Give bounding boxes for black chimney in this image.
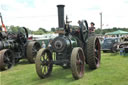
[57,5,65,28]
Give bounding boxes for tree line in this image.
[51,27,128,35]
[1,25,128,35]
[95,27,128,34]
[1,25,50,35]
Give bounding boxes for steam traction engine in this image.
[35,5,101,79]
[0,14,41,71]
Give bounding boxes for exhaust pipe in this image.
[57,5,65,28]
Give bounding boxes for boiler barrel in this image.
[0,40,18,50]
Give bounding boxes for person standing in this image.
[89,22,95,33]
[48,39,53,47]
[42,41,46,48]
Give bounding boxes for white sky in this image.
[0,0,128,31]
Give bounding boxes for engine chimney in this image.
[57,5,65,28]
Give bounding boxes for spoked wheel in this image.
[0,49,14,70]
[27,41,41,63]
[71,47,85,80]
[35,48,53,79]
[87,36,101,69]
[111,44,118,53]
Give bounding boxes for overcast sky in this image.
[0,0,128,31]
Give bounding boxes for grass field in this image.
[0,52,128,85]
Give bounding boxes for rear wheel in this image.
[0,49,14,70]
[86,36,101,69]
[35,48,53,79]
[27,41,41,63]
[71,47,85,80]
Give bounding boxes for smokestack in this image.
[57,5,65,28]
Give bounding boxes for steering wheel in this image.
[79,20,89,43]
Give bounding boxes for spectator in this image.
[48,39,52,47]
[89,22,95,33]
[42,41,46,48]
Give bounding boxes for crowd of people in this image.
[41,39,52,48]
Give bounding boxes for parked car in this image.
[102,37,120,53]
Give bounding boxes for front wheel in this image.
[0,49,14,70]
[35,48,53,79]
[71,47,85,80]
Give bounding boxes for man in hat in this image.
[89,22,95,33]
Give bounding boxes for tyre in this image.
[26,41,41,63]
[0,49,14,70]
[35,48,53,79]
[111,44,118,53]
[71,47,85,80]
[86,36,101,69]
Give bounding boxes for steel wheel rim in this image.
[40,51,51,76]
[32,43,41,61]
[76,50,84,76]
[71,47,85,79]
[35,48,53,78]
[0,49,14,70]
[95,39,101,67]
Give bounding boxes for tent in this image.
[105,30,128,35]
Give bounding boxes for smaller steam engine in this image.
[0,17,41,71]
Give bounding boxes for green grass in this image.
[1,52,128,85]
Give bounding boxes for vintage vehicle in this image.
[0,13,41,71]
[35,5,101,80]
[119,38,128,56]
[102,37,120,53]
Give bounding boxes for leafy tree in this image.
[32,27,49,35]
[39,28,47,33]
[95,27,128,35]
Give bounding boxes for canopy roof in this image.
[105,30,128,35]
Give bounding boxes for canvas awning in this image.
[105,30,128,35]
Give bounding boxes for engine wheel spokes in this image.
[32,43,41,60]
[27,41,41,63]
[35,48,53,79]
[71,47,85,80]
[0,49,14,70]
